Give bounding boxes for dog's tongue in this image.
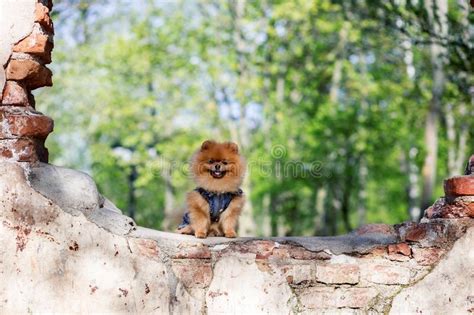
[211,170,224,178]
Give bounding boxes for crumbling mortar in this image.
[286,284,302,314]
[226,239,336,258]
[152,241,182,314]
[125,238,133,254]
[201,289,209,315]
[10,52,45,64]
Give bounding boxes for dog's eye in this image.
[222,161,228,165]
[208,159,214,164]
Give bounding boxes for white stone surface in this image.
[206,255,297,314]
[390,227,474,314]
[28,162,101,216]
[88,207,135,236]
[102,196,123,214]
[0,162,172,313]
[27,162,137,234]
[0,0,36,94]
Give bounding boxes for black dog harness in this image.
[178,187,243,229]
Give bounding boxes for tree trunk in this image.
[327,190,340,235]
[313,186,326,235]
[420,0,448,214]
[161,165,176,231]
[329,22,349,104]
[261,77,277,236]
[356,51,369,227]
[269,192,279,236]
[357,158,368,226]
[319,21,349,235]
[446,103,469,177]
[404,147,422,221]
[340,153,353,233]
[127,164,138,220]
[261,193,272,237]
[238,169,256,236]
[218,0,257,236]
[455,104,469,173]
[401,36,421,220]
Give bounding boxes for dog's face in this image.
[191,140,246,192]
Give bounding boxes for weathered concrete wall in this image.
[1,161,473,314]
[391,227,474,314]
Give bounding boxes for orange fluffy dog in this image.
[177,140,246,238]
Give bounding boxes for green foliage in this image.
[37,0,473,236]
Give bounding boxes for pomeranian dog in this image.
[177,140,246,238]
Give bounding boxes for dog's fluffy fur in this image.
[177,140,246,238]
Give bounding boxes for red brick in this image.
[0,138,48,162]
[387,252,411,262]
[172,260,213,288]
[174,243,211,259]
[298,287,378,309]
[369,246,388,256]
[226,240,276,259]
[13,32,53,64]
[0,146,13,158]
[404,224,427,242]
[412,247,445,266]
[230,241,331,260]
[5,114,54,139]
[35,3,54,33]
[388,243,411,256]
[271,248,291,259]
[362,263,411,285]
[6,59,52,90]
[425,197,474,219]
[280,263,316,284]
[398,222,447,245]
[444,176,474,197]
[1,81,29,106]
[133,239,159,258]
[284,245,331,260]
[316,264,359,284]
[298,287,335,309]
[396,221,449,247]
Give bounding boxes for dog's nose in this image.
[215,164,221,170]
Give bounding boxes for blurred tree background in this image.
[36,0,473,236]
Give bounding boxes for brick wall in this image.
[0,0,54,163]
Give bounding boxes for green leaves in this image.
[38,0,473,235]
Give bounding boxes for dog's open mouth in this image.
[210,170,226,179]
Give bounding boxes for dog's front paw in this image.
[195,231,207,238]
[224,230,237,238]
[177,225,193,235]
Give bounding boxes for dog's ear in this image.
[226,142,239,154]
[201,140,215,151]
